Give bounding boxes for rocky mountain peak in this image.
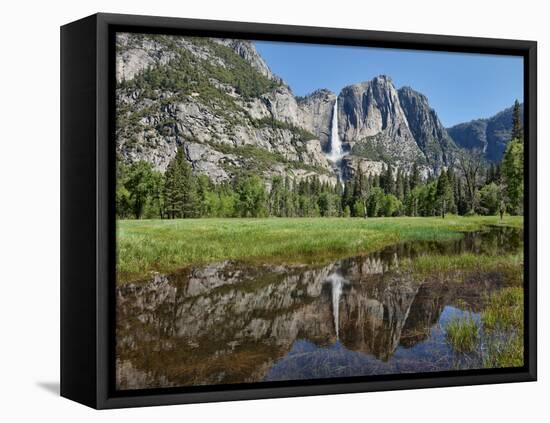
[297,88,335,102]
[338,76,423,166]
[213,38,282,83]
[397,86,456,166]
[398,86,428,103]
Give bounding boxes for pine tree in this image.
[396,167,404,201]
[436,170,453,218]
[180,156,197,218]
[502,138,524,215]
[351,167,365,216]
[269,176,283,216]
[500,99,524,215]
[163,152,182,218]
[403,173,411,208]
[334,180,343,216]
[511,99,523,142]
[163,148,197,218]
[410,162,421,190]
[383,163,395,195]
[342,181,353,212]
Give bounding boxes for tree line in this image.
[116,101,524,220]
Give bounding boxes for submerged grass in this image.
[445,314,479,353]
[116,215,522,283]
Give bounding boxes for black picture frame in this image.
[60,12,537,409]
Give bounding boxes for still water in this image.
[116,227,522,390]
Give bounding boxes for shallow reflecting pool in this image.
[116,226,523,390]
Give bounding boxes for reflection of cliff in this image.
[117,263,337,389]
[117,255,426,389]
[399,285,448,348]
[116,228,521,390]
[338,273,419,361]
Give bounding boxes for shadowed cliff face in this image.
[116,227,522,390]
[447,103,524,162]
[398,86,457,167]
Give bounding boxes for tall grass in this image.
[412,253,523,281]
[482,287,524,368]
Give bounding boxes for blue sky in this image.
[254,41,523,127]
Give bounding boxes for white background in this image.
[0,0,546,421]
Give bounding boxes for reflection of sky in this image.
[254,41,523,127]
[264,306,478,381]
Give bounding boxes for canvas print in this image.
[114,33,525,391]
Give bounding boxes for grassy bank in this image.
[412,252,524,282]
[481,287,524,368]
[116,215,522,283]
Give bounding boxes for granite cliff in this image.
[116,33,516,184]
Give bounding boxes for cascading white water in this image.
[327,98,346,182]
[327,273,345,339]
[328,98,344,162]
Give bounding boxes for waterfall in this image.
[327,98,346,182]
[328,98,344,161]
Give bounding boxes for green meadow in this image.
[116,215,522,283]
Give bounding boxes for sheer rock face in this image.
[447,103,524,162]
[336,76,459,176]
[297,89,337,152]
[397,86,456,167]
[338,77,424,164]
[261,85,302,127]
[332,76,418,177]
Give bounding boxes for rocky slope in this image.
[337,76,455,177]
[116,33,336,184]
[116,33,498,185]
[447,103,524,162]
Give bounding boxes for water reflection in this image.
[116,226,522,390]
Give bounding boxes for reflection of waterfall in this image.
[327,272,346,338]
[327,98,346,182]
